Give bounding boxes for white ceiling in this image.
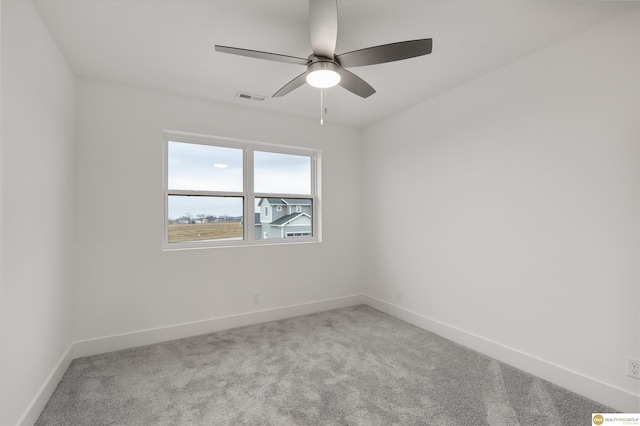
[33,0,638,128]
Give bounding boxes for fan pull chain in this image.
[320,88,329,126]
[320,88,325,126]
[324,89,328,118]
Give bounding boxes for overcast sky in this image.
[167,141,311,220]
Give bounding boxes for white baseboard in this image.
[74,294,366,359]
[363,295,640,413]
[18,343,74,426]
[20,296,364,425]
[22,294,638,426]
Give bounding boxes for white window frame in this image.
[162,130,321,250]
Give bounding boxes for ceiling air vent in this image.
[236,92,267,102]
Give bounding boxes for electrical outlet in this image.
[626,356,640,380]
[252,292,260,304]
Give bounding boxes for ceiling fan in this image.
[215,0,432,99]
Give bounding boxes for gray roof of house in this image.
[262,198,312,206]
[265,198,286,205]
[282,198,311,206]
[270,212,309,226]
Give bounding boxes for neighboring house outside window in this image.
[255,198,313,239]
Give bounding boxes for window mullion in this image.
[245,146,254,242]
[167,189,245,197]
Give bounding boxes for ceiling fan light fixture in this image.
[306,61,341,88]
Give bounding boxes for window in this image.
[164,131,320,249]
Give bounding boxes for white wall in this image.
[73,78,363,343]
[362,9,639,412]
[0,1,76,425]
[4,1,637,422]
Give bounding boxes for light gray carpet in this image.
[36,305,615,425]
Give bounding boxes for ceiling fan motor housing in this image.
[307,56,340,71]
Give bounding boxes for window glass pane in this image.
[254,197,312,240]
[254,151,311,195]
[168,141,242,192]
[168,195,243,243]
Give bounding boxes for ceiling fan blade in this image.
[336,39,432,68]
[338,69,375,98]
[273,71,309,97]
[215,45,309,66]
[309,0,338,58]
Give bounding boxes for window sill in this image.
[161,237,321,251]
